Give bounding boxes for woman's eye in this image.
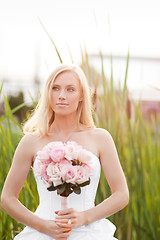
[52,86,75,91]
[68,88,74,91]
[52,87,59,90]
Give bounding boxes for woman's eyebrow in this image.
[52,84,76,87]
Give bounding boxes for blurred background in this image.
[0,0,160,239]
[0,0,160,102]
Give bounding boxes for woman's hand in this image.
[55,208,87,229]
[40,219,72,240]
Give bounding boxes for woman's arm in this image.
[1,134,72,239]
[1,134,44,230]
[84,128,129,224]
[55,128,129,227]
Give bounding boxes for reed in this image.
[0,43,160,240]
[80,51,160,240]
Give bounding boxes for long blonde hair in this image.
[23,64,96,136]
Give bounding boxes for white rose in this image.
[77,149,92,164]
[47,163,62,187]
[64,143,82,160]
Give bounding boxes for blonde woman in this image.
[1,64,129,240]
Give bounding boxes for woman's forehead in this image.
[53,70,80,85]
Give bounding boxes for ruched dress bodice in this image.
[14,148,117,240]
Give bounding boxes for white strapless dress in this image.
[14,150,118,240]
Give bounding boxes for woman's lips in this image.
[56,103,69,106]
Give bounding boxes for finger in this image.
[56,229,72,238]
[55,217,76,227]
[58,234,71,240]
[55,217,75,222]
[63,228,72,233]
[54,221,72,231]
[57,208,74,215]
[55,218,69,223]
[58,228,72,234]
[55,213,75,220]
[55,219,75,228]
[56,231,71,240]
[55,219,72,227]
[55,221,72,228]
[55,219,72,226]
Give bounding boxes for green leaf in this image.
[0,79,4,96]
[11,102,26,114]
[79,178,90,187]
[47,184,57,191]
[65,186,73,197]
[38,18,63,63]
[57,184,66,195]
[72,161,76,166]
[60,186,73,197]
[73,185,81,194]
[69,183,75,188]
[27,90,37,107]
[122,51,129,104]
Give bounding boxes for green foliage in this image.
[82,52,160,240]
[0,90,39,239]
[47,179,90,197]
[7,91,34,123]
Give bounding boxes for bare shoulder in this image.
[18,133,39,148]
[91,127,113,141]
[15,133,40,161]
[91,127,116,159]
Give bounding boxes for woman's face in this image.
[50,70,83,116]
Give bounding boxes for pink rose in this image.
[49,148,65,162]
[35,161,45,175]
[45,141,64,152]
[37,150,50,162]
[65,141,82,161]
[59,159,72,167]
[35,160,51,184]
[75,165,90,184]
[58,159,73,175]
[60,165,78,184]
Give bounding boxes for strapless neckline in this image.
[34,140,100,163]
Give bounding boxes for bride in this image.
[1,64,129,240]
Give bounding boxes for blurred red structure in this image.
[126,90,160,121]
[139,100,160,121]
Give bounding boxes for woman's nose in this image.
[58,89,66,99]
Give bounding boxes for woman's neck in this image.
[50,119,80,134]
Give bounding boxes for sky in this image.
[0,0,160,100]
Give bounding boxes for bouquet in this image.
[35,141,93,201]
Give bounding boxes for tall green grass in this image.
[81,51,160,240]
[0,39,160,239]
[0,91,39,239]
